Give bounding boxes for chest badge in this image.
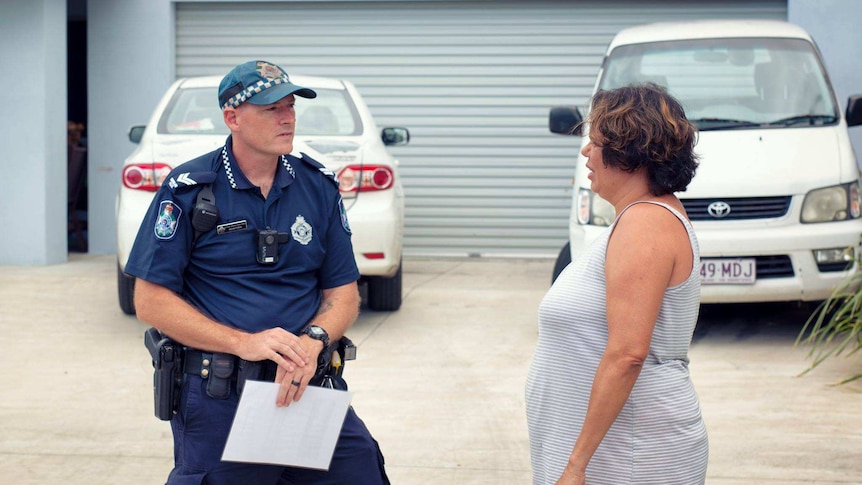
[291,215,313,245]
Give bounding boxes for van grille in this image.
[682,197,791,221]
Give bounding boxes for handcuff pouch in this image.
[206,352,235,399]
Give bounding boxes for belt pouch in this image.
[206,353,235,399]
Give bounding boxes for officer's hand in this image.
[236,327,310,373]
[275,336,324,407]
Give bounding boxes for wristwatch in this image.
[302,325,330,349]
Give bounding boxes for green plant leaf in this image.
[795,250,862,384]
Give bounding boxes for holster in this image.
[143,327,184,421]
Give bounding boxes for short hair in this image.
[585,83,699,196]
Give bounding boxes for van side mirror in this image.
[382,127,410,146]
[846,95,862,127]
[128,125,146,144]
[549,106,584,136]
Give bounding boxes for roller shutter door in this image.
[176,0,787,257]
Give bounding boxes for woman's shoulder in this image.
[612,199,692,250]
[617,198,685,224]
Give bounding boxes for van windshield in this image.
[157,87,362,136]
[599,37,839,130]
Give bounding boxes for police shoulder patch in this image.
[167,171,218,193]
[338,197,352,234]
[154,200,182,240]
[298,152,339,188]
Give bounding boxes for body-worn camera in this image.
[257,229,279,264]
[256,229,289,264]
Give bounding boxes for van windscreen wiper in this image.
[766,114,838,126]
[689,118,762,131]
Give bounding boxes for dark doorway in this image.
[67,0,88,252]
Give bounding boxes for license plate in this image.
[699,258,756,284]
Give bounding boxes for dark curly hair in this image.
[584,83,699,196]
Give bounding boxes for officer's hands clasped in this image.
[237,327,310,374]
[275,336,325,406]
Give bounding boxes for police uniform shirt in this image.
[124,136,360,334]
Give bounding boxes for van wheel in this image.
[118,263,136,315]
[551,242,571,284]
[367,262,402,311]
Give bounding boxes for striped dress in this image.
[525,201,708,484]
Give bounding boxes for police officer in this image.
[125,60,389,484]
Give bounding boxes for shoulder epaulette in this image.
[298,152,339,188]
[167,171,218,193]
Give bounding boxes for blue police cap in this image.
[218,60,316,110]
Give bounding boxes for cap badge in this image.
[256,61,284,81]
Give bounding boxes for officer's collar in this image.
[221,135,296,191]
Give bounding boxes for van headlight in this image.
[801,181,862,223]
[576,188,616,226]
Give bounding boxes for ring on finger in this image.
[290,380,301,387]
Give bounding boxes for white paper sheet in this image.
[221,380,353,470]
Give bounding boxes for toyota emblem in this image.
[707,201,731,218]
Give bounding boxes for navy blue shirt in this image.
[125,136,360,334]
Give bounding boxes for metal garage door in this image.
[175,0,786,257]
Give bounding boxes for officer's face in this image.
[227,95,297,159]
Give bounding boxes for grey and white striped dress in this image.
[525,201,708,484]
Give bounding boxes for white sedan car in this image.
[117,75,408,313]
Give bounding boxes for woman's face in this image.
[581,129,614,198]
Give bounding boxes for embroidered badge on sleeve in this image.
[338,198,352,234]
[154,200,182,240]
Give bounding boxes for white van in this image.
[550,20,862,304]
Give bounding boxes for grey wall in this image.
[87,0,174,254]
[789,0,862,164]
[0,0,67,265]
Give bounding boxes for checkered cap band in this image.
[221,76,290,110]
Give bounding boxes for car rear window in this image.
[157,86,362,136]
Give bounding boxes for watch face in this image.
[309,327,325,337]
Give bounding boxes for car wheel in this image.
[118,262,136,315]
[551,242,571,284]
[367,262,402,311]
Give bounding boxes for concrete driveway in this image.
[1,254,860,484]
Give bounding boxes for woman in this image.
[525,83,707,485]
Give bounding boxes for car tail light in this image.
[337,165,394,193]
[122,163,172,191]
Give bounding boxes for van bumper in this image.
[571,218,862,303]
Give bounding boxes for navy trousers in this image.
[166,375,389,485]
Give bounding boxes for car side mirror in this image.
[382,127,410,146]
[549,106,584,136]
[128,125,146,144]
[846,95,862,127]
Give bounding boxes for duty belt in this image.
[183,349,215,378]
[183,349,278,398]
[182,337,356,398]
